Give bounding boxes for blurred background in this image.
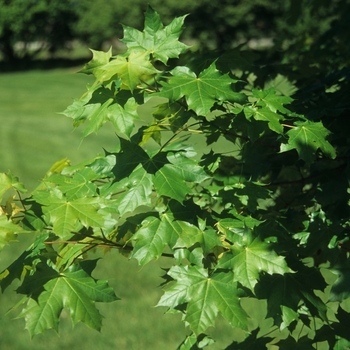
[0,0,349,348]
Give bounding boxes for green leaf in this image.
[264,74,298,97]
[218,234,292,291]
[0,216,24,251]
[96,51,159,91]
[78,47,112,76]
[244,105,284,134]
[276,335,315,350]
[75,84,140,138]
[19,261,118,337]
[47,168,98,200]
[255,268,328,325]
[115,166,153,216]
[175,222,222,255]
[153,166,191,203]
[153,152,210,203]
[112,138,150,181]
[0,172,27,197]
[1,233,54,293]
[61,99,100,128]
[280,121,336,164]
[122,6,189,64]
[252,88,293,114]
[226,328,273,349]
[33,189,105,239]
[234,181,271,212]
[280,305,299,330]
[157,265,248,335]
[178,333,214,349]
[152,102,192,133]
[156,63,245,116]
[330,259,350,301]
[131,215,179,265]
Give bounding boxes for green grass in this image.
[0,68,118,191]
[0,68,238,349]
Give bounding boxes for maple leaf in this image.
[19,261,118,337]
[244,105,284,134]
[95,51,160,91]
[174,221,223,255]
[280,120,336,164]
[122,6,189,64]
[33,189,105,240]
[255,267,328,326]
[330,259,350,302]
[157,265,249,335]
[0,171,27,197]
[153,152,209,203]
[62,85,140,138]
[131,215,182,265]
[115,166,153,216]
[178,333,214,349]
[252,87,293,114]
[112,138,151,181]
[217,233,292,292]
[47,168,98,200]
[0,216,24,252]
[156,63,245,116]
[78,47,112,77]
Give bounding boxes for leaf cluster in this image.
[1,6,350,349]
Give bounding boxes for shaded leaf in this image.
[281,121,336,164]
[330,259,350,301]
[0,216,24,251]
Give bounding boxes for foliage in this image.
[1,0,346,63]
[0,0,77,61]
[1,6,350,349]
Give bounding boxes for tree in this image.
[1,6,350,349]
[0,0,77,62]
[73,0,344,53]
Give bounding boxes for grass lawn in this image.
[0,68,118,190]
[0,68,237,349]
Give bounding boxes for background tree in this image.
[1,0,346,64]
[0,0,77,62]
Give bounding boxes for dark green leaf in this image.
[281,121,336,164]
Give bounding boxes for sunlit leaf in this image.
[156,63,245,115]
[158,265,248,335]
[122,6,189,64]
[96,51,160,91]
[19,261,118,337]
[218,234,292,291]
[33,189,105,240]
